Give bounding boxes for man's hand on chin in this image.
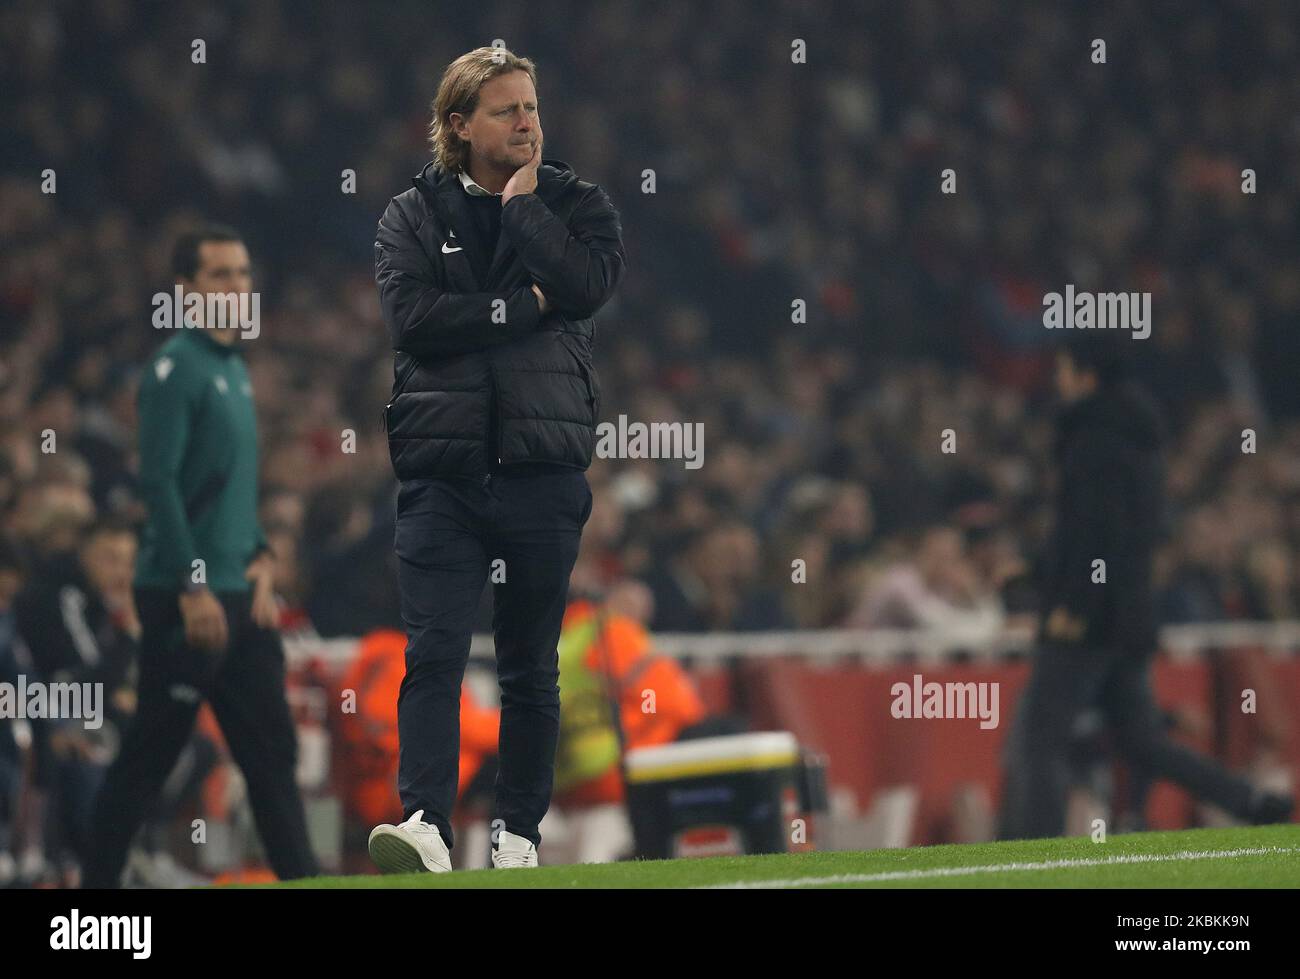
[531,284,551,315]
[501,131,543,205]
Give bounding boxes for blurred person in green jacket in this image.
[83,226,318,887]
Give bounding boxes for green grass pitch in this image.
[244,824,1300,888]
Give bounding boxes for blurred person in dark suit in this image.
[1000,335,1293,839]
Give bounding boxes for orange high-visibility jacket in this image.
[335,629,498,826]
[555,600,708,805]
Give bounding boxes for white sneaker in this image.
[491,829,539,868]
[124,850,212,889]
[369,810,453,874]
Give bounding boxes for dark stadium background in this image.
[2,0,1299,884]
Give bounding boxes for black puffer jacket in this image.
[1039,379,1168,654]
[375,158,626,478]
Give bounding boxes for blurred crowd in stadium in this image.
[3,0,1300,882]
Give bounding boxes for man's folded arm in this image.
[501,186,626,320]
[375,202,541,359]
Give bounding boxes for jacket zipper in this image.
[487,359,503,471]
[380,357,420,432]
[420,167,502,471]
[580,361,597,414]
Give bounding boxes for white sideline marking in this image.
[701,846,1300,888]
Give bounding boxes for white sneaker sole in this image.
[368,826,452,874]
[491,852,539,869]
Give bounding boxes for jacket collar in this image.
[1056,381,1164,455]
[413,159,576,289]
[180,327,242,356]
[457,168,501,197]
[419,157,574,203]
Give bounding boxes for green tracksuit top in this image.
[134,329,268,592]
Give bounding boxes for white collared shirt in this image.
[458,169,502,197]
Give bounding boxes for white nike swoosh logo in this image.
[442,242,462,253]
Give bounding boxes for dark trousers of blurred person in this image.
[394,469,591,852]
[998,641,1270,839]
[82,588,318,887]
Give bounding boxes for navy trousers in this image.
[394,469,591,851]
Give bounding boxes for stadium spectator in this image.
[0,534,30,886]
[643,520,794,632]
[845,524,1006,640]
[14,516,140,880]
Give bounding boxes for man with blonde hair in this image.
[369,46,625,872]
